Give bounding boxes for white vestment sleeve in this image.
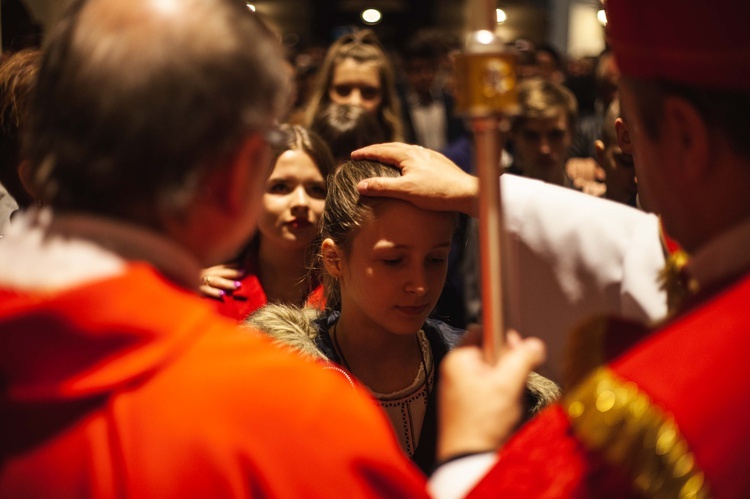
[467,175,668,382]
[428,453,497,499]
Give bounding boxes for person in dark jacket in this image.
[249,159,559,474]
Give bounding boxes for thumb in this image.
[500,336,546,380]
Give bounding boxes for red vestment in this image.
[0,263,427,497]
[468,270,750,498]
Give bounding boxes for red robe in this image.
[468,271,750,498]
[0,263,427,497]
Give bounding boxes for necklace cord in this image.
[331,323,428,381]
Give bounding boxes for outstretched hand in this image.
[437,328,546,462]
[352,143,480,217]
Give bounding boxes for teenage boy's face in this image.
[513,110,572,185]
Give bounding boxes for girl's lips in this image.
[395,304,428,316]
[287,219,312,229]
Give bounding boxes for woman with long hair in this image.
[304,30,404,142]
[200,124,334,321]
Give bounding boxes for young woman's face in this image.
[328,58,383,112]
[257,150,326,251]
[337,199,454,336]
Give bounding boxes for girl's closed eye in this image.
[426,248,451,266]
[427,255,447,265]
[382,257,404,266]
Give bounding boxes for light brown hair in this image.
[303,30,403,142]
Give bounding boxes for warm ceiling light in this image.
[361,8,382,25]
[496,8,507,24]
[476,29,494,45]
[246,3,256,11]
[597,9,607,26]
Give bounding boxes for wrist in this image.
[433,450,496,472]
[437,435,499,464]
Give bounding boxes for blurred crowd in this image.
[2,0,749,497]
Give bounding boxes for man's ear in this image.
[614,118,633,155]
[321,238,343,277]
[167,133,269,266]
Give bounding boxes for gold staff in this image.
[454,0,517,362]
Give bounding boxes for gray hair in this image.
[25,0,290,222]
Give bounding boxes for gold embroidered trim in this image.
[563,315,608,390]
[659,249,700,315]
[564,367,711,499]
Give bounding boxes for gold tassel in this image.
[659,250,699,315]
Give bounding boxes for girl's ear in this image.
[321,238,343,277]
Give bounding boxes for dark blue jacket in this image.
[314,312,463,474]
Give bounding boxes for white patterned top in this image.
[371,330,434,457]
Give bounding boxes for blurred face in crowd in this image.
[406,57,439,99]
[513,108,572,185]
[535,51,562,84]
[258,149,327,252]
[329,58,383,112]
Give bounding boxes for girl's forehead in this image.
[334,58,381,76]
[271,150,324,179]
[353,199,455,246]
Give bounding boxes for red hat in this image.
[606,0,750,90]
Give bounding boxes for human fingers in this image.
[579,180,606,197]
[199,282,226,299]
[210,266,244,281]
[350,142,417,167]
[437,337,545,459]
[496,334,546,378]
[358,160,479,216]
[356,175,422,203]
[450,330,545,380]
[200,273,241,292]
[459,327,540,355]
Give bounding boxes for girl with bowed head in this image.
[200,124,334,321]
[304,29,405,142]
[250,159,559,472]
